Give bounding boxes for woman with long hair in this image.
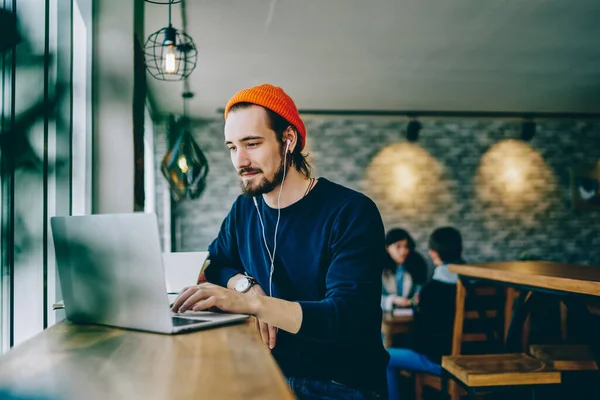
[381,228,428,311]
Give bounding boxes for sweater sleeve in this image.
[204,200,245,288]
[296,195,386,343]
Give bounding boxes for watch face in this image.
[235,278,250,292]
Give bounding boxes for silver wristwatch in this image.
[234,276,257,293]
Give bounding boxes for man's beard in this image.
[239,152,286,197]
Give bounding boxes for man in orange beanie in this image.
[172,84,389,399]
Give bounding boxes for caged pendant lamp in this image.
[144,0,197,81]
[161,90,209,200]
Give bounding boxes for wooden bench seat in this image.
[442,353,561,387]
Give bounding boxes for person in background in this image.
[381,228,428,312]
[386,227,465,400]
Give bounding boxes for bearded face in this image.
[238,143,286,197]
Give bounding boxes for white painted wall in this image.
[92,0,144,213]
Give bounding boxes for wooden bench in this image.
[412,280,506,399]
[442,353,561,396]
[439,281,563,399]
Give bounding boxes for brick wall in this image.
[154,117,600,265]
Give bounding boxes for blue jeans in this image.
[286,376,384,400]
[386,348,441,400]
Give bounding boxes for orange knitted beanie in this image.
[224,84,307,150]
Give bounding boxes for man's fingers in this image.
[179,288,209,313]
[171,287,196,312]
[254,317,266,343]
[191,296,217,312]
[257,320,277,349]
[258,319,270,346]
[268,324,277,349]
[254,316,261,331]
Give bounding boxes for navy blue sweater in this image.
[205,178,389,394]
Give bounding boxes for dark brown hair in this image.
[383,228,428,284]
[429,226,463,264]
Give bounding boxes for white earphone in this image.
[253,139,291,296]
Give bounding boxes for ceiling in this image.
[144,0,600,119]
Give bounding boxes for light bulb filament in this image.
[178,156,189,173]
[163,45,177,74]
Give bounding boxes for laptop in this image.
[51,212,249,334]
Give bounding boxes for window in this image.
[0,0,93,350]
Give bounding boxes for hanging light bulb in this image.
[163,44,177,73]
[144,0,197,81]
[162,26,177,74]
[177,155,189,173]
[161,90,210,200]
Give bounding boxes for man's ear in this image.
[283,127,299,153]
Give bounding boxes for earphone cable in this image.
[270,149,287,296]
[253,144,289,297]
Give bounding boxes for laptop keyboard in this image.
[172,316,209,327]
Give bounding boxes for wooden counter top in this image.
[0,320,295,400]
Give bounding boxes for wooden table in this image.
[449,261,600,297]
[449,261,600,366]
[0,320,295,400]
[381,312,414,348]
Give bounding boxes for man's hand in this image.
[173,280,303,339]
[247,284,277,349]
[171,282,257,315]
